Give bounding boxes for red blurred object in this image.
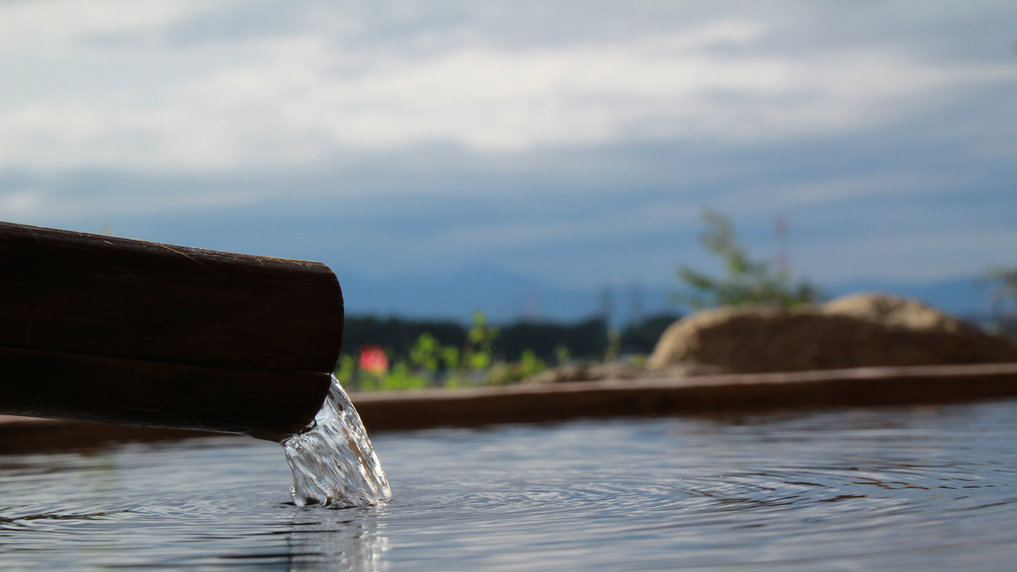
[359,345,389,374]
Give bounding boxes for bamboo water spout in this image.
[0,221,343,442]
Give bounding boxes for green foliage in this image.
[342,316,467,360]
[554,345,570,367]
[355,370,382,391]
[469,352,491,370]
[336,310,650,391]
[352,360,428,391]
[441,345,460,370]
[343,315,610,362]
[518,349,545,378]
[409,332,440,371]
[443,375,464,390]
[380,362,429,391]
[604,329,620,362]
[673,210,822,309]
[465,310,499,370]
[484,348,547,385]
[984,267,1017,338]
[484,362,511,385]
[343,322,555,390]
[334,354,355,384]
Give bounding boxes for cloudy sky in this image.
[2,1,1015,319]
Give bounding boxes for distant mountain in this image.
[335,265,675,326]
[826,276,993,317]
[335,265,996,325]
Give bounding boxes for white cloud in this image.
[0,188,47,218]
[798,226,1017,284]
[764,173,966,206]
[409,197,702,259]
[0,0,219,52]
[0,185,255,224]
[1,0,1015,296]
[2,4,1014,173]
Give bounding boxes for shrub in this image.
[673,210,822,309]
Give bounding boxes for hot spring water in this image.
[3,397,1017,570]
[282,375,391,508]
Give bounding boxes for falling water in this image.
[282,375,392,508]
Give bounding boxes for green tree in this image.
[673,210,822,309]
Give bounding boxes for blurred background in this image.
[2,0,1015,329]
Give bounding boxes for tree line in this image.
[341,312,680,364]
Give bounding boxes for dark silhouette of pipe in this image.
[0,222,343,442]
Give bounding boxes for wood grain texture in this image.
[0,221,343,373]
[0,222,342,439]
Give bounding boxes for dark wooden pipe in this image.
[0,221,342,442]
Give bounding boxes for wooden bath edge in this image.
[3,362,1017,453]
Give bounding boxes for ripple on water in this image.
[4,401,1017,570]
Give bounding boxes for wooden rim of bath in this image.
[3,362,1017,453]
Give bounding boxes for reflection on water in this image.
[286,509,388,572]
[3,399,1017,570]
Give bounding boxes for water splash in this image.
[282,375,392,508]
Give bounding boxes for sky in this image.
[1,1,1015,321]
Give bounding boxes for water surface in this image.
[3,399,1017,570]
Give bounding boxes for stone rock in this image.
[821,292,977,334]
[647,293,1017,374]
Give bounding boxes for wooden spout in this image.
[0,222,342,441]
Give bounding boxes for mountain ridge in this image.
[336,266,997,326]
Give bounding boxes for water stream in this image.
[282,375,392,507]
